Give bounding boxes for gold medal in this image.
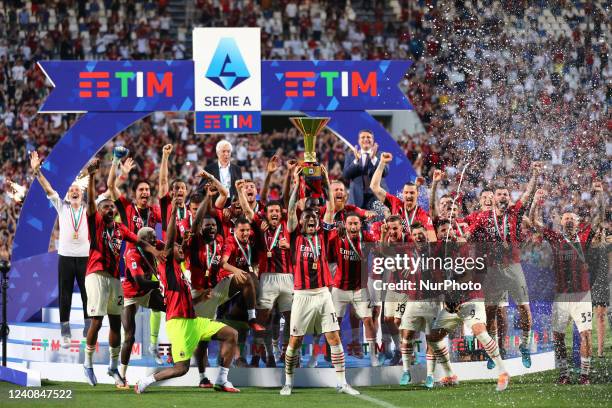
[312,261,318,270]
[248,266,254,274]
[73,232,78,240]
[267,251,272,258]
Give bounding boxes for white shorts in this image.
[484,263,529,305]
[383,290,408,319]
[290,287,339,336]
[192,276,233,319]
[434,300,487,331]
[552,291,593,333]
[367,278,383,306]
[124,291,151,307]
[85,272,123,316]
[399,299,441,334]
[332,287,372,319]
[257,273,294,312]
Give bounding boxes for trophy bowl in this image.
[289,117,330,200]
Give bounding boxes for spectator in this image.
[343,130,388,209]
[197,140,243,203]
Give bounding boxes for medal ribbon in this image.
[206,240,217,269]
[562,233,585,262]
[346,232,363,260]
[404,206,418,232]
[305,234,320,260]
[492,210,508,241]
[70,206,84,234]
[233,233,251,267]
[267,224,283,253]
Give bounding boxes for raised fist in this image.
[433,169,444,182]
[267,155,280,173]
[86,159,100,175]
[162,144,173,156]
[381,152,393,163]
[29,151,42,171]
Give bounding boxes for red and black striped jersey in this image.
[467,201,526,264]
[186,234,224,290]
[252,213,291,274]
[123,245,161,298]
[158,253,195,320]
[319,204,367,228]
[159,192,192,240]
[329,230,377,290]
[543,227,593,294]
[290,229,332,290]
[404,243,444,300]
[86,212,137,279]
[114,195,161,251]
[384,193,435,234]
[222,234,258,278]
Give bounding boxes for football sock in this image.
[430,340,453,377]
[247,309,256,320]
[477,332,506,373]
[84,344,95,368]
[150,311,161,346]
[109,346,120,370]
[580,357,591,376]
[520,329,530,348]
[391,333,401,352]
[330,344,347,386]
[556,357,569,377]
[284,346,298,386]
[199,371,207,380]
[120,364,128,378]
[142,374,156,387]
[426,351,436,377]
[366,338,378,364]
[400,338,413,371]
[216,366,229,385]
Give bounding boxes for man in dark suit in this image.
[343,130,388,209]
[197,140,242,203]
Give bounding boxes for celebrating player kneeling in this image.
[134,198,240,394]
[280,166,359,396]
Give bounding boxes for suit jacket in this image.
[343,151,388,209]
[197,161,243,204]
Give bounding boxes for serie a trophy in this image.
[289,116,330,202]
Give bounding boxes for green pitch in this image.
[1,359,611,408]
[2,331,612,408]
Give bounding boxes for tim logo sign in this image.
[193,27,261,133]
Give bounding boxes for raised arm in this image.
[591,181,606,229]
[287,166,301,233]
[519,162,542,205]
[30,151,55,196]
[235,179,255,221]
[261,155,280,205]
[370,152,392,202]
[528,189,546,232]
[193,190,212,236]
[283,159,298,208]
[322,165,334,225]
[86,159,100,216]
[429,169,444,220]
[165,197,178,251]
[158,144,173,199]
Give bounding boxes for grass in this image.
[2,327,611,407]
